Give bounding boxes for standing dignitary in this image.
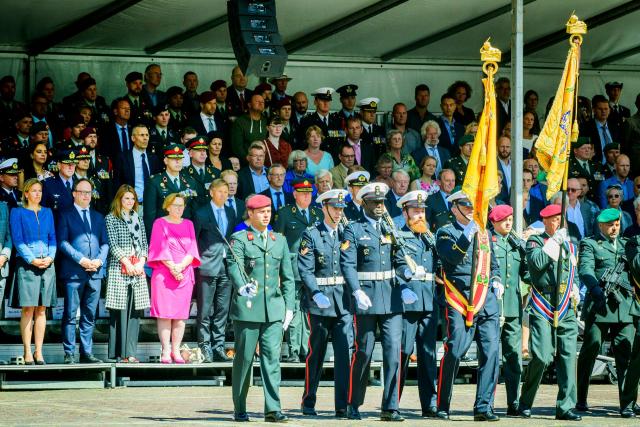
[227,194,295,423]
[488,205,530,415]
[0,199,11,318]
[183,136,217,210]
[394,190,440,417]
[274,179,323,363]
[435,191,503,421]
[576,208,636,416]
[0,158,22,209]
[58,178,109,364]
[41,149,77,219]
[299,189,352,417]
[341,182,415,421]
[518,204,582,421]
[193,179,237,362]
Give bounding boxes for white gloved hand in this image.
[492,280,505,299]
[401,288,419,305]
[312,292,331,309]
[353,289,373,311]
[283,309,294,331]
[238,281,258,297]
[463,220,478,240]
[413,265,427,280]
[552,228,568,245]
[571,284,581,306]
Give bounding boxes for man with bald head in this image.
[598,154,633,208]
[226,66,253,119]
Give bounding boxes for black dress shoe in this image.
[574,402,589,412]
[517,407,531,418]
[347,405,361,420]
[634,403,640,415]
[282,354,299,363]
[506,405,519,416]
[64,354,75,364]
[621,408,636,418]
[556,410,582,421]
[335,409,348,418]
[264,411,288,423]
[80,354,102,364]
[474,410,500,421]
[212,348,231,362]
[422,406,438,418]
[436,410,450,420]
[380,410,404,421]
[233,412,249,422]
[301,406,317,416]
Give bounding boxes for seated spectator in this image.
[599,154,633,209]
[236,142,269,201]
[262,116,292,168]
[623,197,640,237]
[283,150,314,195]
[410,155,440,195]
[314,169,333,197]
[437,93,465,156]
[388,102,421,155]
[231,93,267,161]
[330,144,355,189]
[602,142,620,178]
[447,80,475,126]
[622,176,640,225]
[21,141,54,182]
[205,133,233,176]
[411,120,450,176]
[565,178,598,239]
[523,89,541,135]
[372,156,394,188]
[221,169,245,219]
[304,125,334,177]
[380,130,420,181]
[384,170,410,217]
[522,111,538,153]
[522,169,544,226]
[260,164,293,213]
[604,184,633,234]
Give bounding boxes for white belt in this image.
[316,276,345,286]
[413,272,434,281]
[358,270,396,281]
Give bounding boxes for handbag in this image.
[121,255,139,274]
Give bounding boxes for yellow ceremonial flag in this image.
[536,16,585,200]
[462,43,500,232]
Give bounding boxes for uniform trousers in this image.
[62,278,101,356]
[519,308,577,416]
[620,317,640,412]
[400,310,438,411]
[301,312,353,411]
[501,315,523,409]
[437,306,500,414]
[232,320,283,414]
[108,286,142,359]
[196,275,232,350]
[349,313,402,411]
[286,281,309,358]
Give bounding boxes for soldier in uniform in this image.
[341,182,414,421]
[393,190,440,417]
[299,188,353,417]
[568,137,605,201]
[42,149,78,220]
[148,104,178,155]
[298,88,345,160]
[621,229,640,417]
[343,170,369,221]
[0,158,22,209]
[226,194,295,423]
[359,97,387,160]
[488,204,530,415]
[435,191,503,421]
[142,143,198,237]
[518,204,582,421]
[576,208,636,417]
[73,146,109,214]
[331,84,359,131]
[183,136,217,210]
[274,179,324,363]
[81,127,113,204]
[443,134,474,185]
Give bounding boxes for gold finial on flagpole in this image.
[566,14,587,45]
[480,38,501,74]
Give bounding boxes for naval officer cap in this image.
[358,97,380,111]
[446,189,472,207]
[0,158,20,175]
[317,189,348,208]
[336,84,358,98]
[311,87,334,101]
[397,190,428,208]
[345,170,370,187]
[356,182,389,202]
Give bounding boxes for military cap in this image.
[488,205,513,222]
[446,190,472,207]
[199,91,216,104]
[151,104,169,116]
[540,204,561,218]
[166,86,184,98]
[311,87,334,101]
[56,149,78,164]
[0,158,20,175]
[254,83,272,94]
[210,80,227,92]
[604,142,620,152]
[317,189,348,207]
[273,98,291,110]
[76,146,91,160]
[68,114,85,128]
[164,143,184,159]
[356,182,389,202]
[292,179,314,193]
[80,126,97,139]
[336,84,358,98]
[78,77,97,92]
[187,136,208,151]
[268,74,292,83]
[358,97,380,111]
[598,208,621,223]
[246,194,271,210]
[125,71,143,83]
[30,121,49,136]
[345,171,370,187]
[397,190,428,209]
[605,81,623,90]
[573,136,591,148]
[459,134,475,146]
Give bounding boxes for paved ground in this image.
[0,384,630,426]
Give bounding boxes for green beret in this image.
[604,142,620,152]
[597,208,621,223]
[574,136,591,148]
[459,134,475,146]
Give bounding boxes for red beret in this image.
[199,91,216,104]
[540,204,562,218]
[254,83,272,93]
[210,79,227,91]
[274,97,292,109]
[488,205,513,223]
[246,194,271,210]
[80,127,97,139]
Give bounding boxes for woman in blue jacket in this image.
[9,178,57,365]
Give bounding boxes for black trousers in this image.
[108,287,142,359]
[301,312,353,411]
[196,274,232,350]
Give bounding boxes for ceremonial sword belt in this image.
[357,270,395,281]
[316,276,345,286]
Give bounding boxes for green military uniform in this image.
[576,210,636,413]
[567,137,606,201]
[142,171,198,236]
[227,225,295,418]
[621,233,640,415]
[519,231,579,418]
[492,230,530,413]
[184,136,218,210]
[443,156,469,185]
[273,186,324,362]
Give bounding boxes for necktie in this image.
[161,130,166,141]
[275,191,283,210]
[239,92,245,109]
[227,197,234,208]
[174,178,180,189]
[134,99,139,109]
[120,126,129,151]
[141,153,150,181]
[215,209,226,234]
[65,181,72,192]
[301,209,308,223]
[208,117,216,132]
[198,168,204,180]
[82,209,91,233]
[602,124,612,145]
[323,117,328,127]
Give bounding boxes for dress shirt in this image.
[269,187,285,210]
[74,202,92,228]
[250,167,269,194]
[499,158,512,192]
[348,139,362,165]
[132,147,147,202]
[566,201,585,238]
[117,124,130,152]
[426,144,442,175]
[200,112,217,132]
[596,120,612,160]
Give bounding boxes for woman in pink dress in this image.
[147,194,201,364]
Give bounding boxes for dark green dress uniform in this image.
[227,224,295,418]
[443,155,469,185]
[519,231,579,418]
[567,137,606,201]
[577,210,636,413]
[621,233,640,415]
[273,190,323,362]
[184,136,218,210]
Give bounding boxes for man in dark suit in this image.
[580,95,619,164]
[384,170,410,218]
[187,91,223,136]
[437,93,465,157]
[606,82,630,137]
[0,75,26,137]
[407,84,438,133]
[166,86,188,133]
[259,164,294,215]
[425,169,456,231]
[290,91,309,149]
[141,64,166,108]
[100,97,132,159]
[496,77,511,134]
[194,179,238,362]
[0,158,22,210]
[497,136,513,202]
[236,142,269,201]
[226,66,252,120]
[411,121,451,176]
[57,178,109,364]
[221,169,245,220]
[42,149,77,220]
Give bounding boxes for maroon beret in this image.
[78,77,97,91]
[210,79,227,92]
[246,194,271,210]
[254,83,272,94]
[68,114,85,128]
[80,127,97,139]
[199,91,216,104]
[488,205,513,223]
[274,97,292,110]
[540,204,562,218]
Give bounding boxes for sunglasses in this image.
[567,188,580,192]
[608,194,621,199]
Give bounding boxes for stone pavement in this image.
[0,384,629,425]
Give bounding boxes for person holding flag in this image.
[434,39,504,421]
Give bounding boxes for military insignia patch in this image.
[300,247,309,255]
[341,240,350,250]
[247,232,254,241]
[363,248,370,256]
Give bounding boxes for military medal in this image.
[381,235,392,244]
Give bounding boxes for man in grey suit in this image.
[194,179,238,362]
[0,201,12,333]
[566,178,599,239]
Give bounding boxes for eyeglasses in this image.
[74,190,92,196]
[608,194,621,199]
[341,154,355,159]
[567,188,580,192]
[268,173,285,177]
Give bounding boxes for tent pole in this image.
[511,0,524,235]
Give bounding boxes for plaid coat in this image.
[105,213,150,310]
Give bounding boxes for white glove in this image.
[552,228,568,245]
[238,281,258,297]
[463,220,478,240]
[492,280,505,299]
[413,265,427,281]
[353,289,373,311]
[401,288,419,305]
[571,285,580,306]
[283,309,294,331]
[312,292,331,309]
